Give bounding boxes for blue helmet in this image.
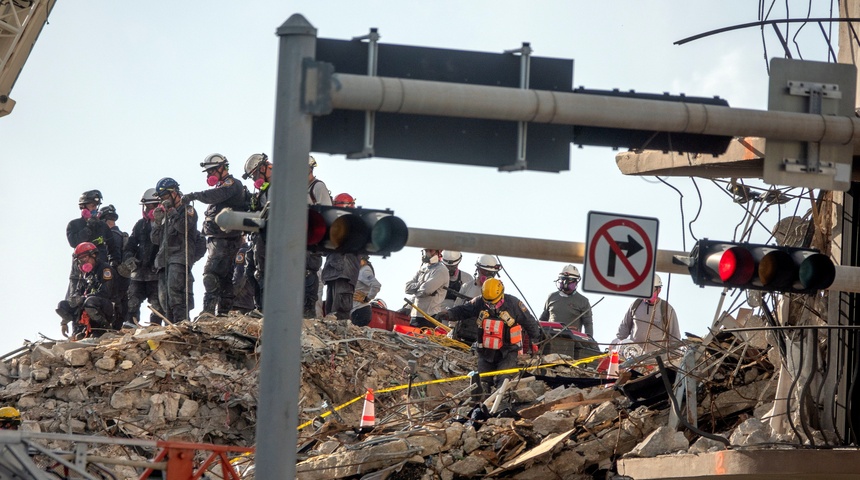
[155,177,180,196]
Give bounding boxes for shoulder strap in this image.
[630,298,643,317]
[308,179,321,204]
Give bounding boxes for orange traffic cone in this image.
[360,389,375,430]
[606,351,620,380]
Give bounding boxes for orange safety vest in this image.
[480,316,522,350]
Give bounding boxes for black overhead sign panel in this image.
[312,38,574,172]
[310,38,733,171]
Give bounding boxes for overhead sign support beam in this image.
[305,65,860,189]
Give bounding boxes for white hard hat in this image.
[654,274,663,287]
[476,254,501,272]
[308,155,317,169]
[559,264,581,279]
[441,250,463,267]
[243,153,268,179]
[140,188,160,205]
[200,153,228,171]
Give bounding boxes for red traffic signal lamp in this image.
[308,205,408,256]
[689,239,835,293]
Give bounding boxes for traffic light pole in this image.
[406,226,860,293]
[319,72,860,153]
[256,14,315,478]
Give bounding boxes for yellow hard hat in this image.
[482,278,505,304]
[0,406,21,426]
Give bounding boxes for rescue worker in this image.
[438,279,543,391]
[242,153,270,311]
[99,204,130,326]
[306,155,331,317]
[122,188,165,325]
[456,255,502,305]
[350,255,382,327]
[308,155,333,205]
[405,249,449,328]
[441,251,474,309]
[539,264,594,337]
[451,254,503,343]
[321,193,361,321]
[56,242,120,338]
[0,407,21,430]
[151,177,200,323]
[182,153,248,318]
[615,274,681,354]
[65,190,112,299]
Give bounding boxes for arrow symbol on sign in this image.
[607,235,643,277]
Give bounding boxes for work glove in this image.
[152,206,166,223]
[61,322,69,338]
[435,310,450,323]
[182,192,198,203]
[117,257,139,278]
[68,295,83,308]
[353,291,368,303]
[499,311,516,327]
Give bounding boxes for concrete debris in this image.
[0,307,816,478]
[627,426,689,457]
[729,417,774,447]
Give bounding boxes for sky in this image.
[1,1,840,354]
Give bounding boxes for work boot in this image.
[195,312,216,322]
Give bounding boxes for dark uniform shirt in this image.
[445,294,542,356]
[77,259,120,303]
[151,203,199,267]
[66,217,112,263]
[195,174,247,238]
[124,216,160,282]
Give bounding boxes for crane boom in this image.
[0,0,56,117]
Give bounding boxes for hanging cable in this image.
[687,174,704,242]
[495,255,538,319]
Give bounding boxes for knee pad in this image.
[202,273,220,293]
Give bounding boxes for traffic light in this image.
[308,205,408,256]
[688,239,835,293]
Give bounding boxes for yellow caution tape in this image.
[297,352,608,431]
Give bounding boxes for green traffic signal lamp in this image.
[689,239,835,293]
[307,205,408,256]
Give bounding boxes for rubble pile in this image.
[0,316,262,445]
[0,310,800,478]
[296,382,670,479]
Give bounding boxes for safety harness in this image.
[476,310,522,350]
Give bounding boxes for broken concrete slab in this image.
[627,426,689,457]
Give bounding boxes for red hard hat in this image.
[333,193,355,208]
[73,242,98,258]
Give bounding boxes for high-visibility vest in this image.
[480,317,522,350]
